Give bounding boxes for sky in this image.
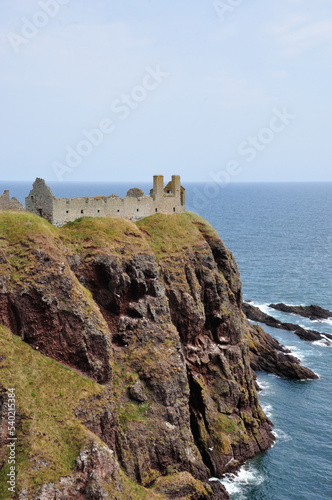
[0,0,332,184]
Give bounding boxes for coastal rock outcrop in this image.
[243,302,332,344]
[247,324,318,379]
[0,211,318,499]
[269,303,332,321]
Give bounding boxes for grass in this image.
[0,212,59,286]
[0,211,57,243]
[214,413,238,435]
[153,471,212,498]
[60,216,151,258]
[0,324,103,496]
[136,212,217,260]
[112,361,139,400]
[119,470,165,500]
[210,412,247,456]
[118,401,151,429]
[0,212,218,282]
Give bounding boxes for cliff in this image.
[0,212,315,499]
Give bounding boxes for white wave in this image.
[253,302,332,328]
[209,477,242,496]
[249,302,272,315]
[210,463,265,498]
[321,318,332,326]
[256,379,270,393]
[299,317,332,327]
[272,428,292,442]
[262,404,273,418]
[283,345,306,361]
[313,335,332,347]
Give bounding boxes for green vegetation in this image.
[153,471,213,498]
[210,412,247,455]
[118,401,151,429]
[0,324,102,496]
[112,361,139,399]
[0,211,219,276]
[0,211,57,243]
[0,325,173,498]
[119,471,164,500]
[214,413,238,435]
[137,212,218,260]
[60,216,151,258]
[0,212,58,286]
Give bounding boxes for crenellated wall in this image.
[25,175,185,226]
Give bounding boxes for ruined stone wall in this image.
[0,191,10,210]
[52,193,184,227]
[25,175,185,227]
[25,178,54,223]
[0,190,25,211]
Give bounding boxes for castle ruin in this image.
[0,190,25,211]
[25,175,185,227]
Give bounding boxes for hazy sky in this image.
[1,0,332,183]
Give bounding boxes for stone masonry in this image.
[25,175,185,227]
[0,190,25,211]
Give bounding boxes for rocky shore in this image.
[269,303,332,321]
[243,302,332,344]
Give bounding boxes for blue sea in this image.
[2,181,332,499]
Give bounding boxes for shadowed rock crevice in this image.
[188,372,215,476]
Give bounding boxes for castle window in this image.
[117,209,120,212]
[81,210,84,214]
[97,210,100,213]
[66,210,69,214]
[173,207,176,212]
[155,208,158,213]
[137,209,139,212]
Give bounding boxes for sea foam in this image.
[313,335,332,347]
[272,428,292,442]
[210,463,265,498]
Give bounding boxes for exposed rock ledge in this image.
[247,324,318,380]
[243,302,332,344]
[269,303,332,321]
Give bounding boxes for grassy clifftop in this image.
[0,210,218,258]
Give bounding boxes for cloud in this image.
[269,15,332,56]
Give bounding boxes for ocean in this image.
[2,181,332,499]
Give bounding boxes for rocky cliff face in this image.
[0,212,316,499]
